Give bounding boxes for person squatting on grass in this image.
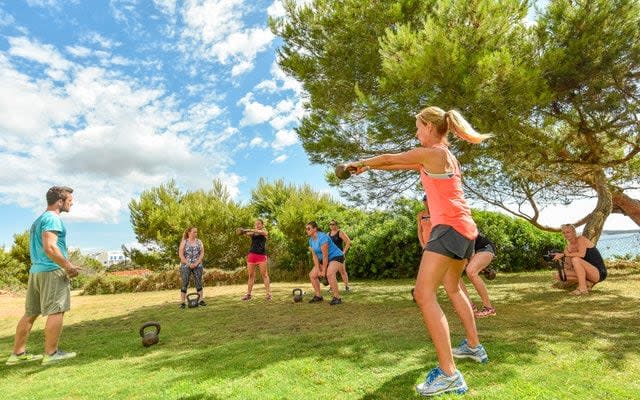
[178,227,206,308]
[306,221,345,305]
[6,186,81,366]
[552,224,607,296]
[458,233,497,318]
[328,219,352,292]
[345,106,491,396]
[240,219,272,301]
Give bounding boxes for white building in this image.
[94,251,128,267]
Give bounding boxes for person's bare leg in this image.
[12,315,38,354]
[570,258,600,292]
[246,264,257,295]
[44,313,65,354]
[327,262,341,298]
[258,262,271,296]
[309,267,321,296]
[338,262,349,287]
[466,253,494,308]
[414,251,463,376]
[443,264,480,348]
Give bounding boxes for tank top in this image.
[182,239,202,264]
[418,143,477,240]
[329,230,344,250]
[249,233,267,255]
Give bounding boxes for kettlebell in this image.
[483,267,497,280]
[292,288,303,303]
[319,276,329,287]
[187,292,200,308]
[411,287,416,303]
[140,321,161,347]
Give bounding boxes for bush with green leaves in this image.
[0,247,26,290]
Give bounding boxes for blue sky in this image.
[0,0,637,252]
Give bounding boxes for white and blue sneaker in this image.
[452,339,489,363]
[416,366,468,396]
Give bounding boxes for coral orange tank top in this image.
[419,144,477,240]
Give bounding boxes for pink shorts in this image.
[247,252,268,264]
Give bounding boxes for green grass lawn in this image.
[1,268,639,399]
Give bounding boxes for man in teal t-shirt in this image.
[30,211,69,272]
[5,186,81,367]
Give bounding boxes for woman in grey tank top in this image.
[178,227,206,308]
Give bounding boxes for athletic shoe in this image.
[475,306,496,318]
[452,339,489,363]
[241,293,252,301]
[415,366,468,396]
[5,351,43,366]
[329,297,342,305]
[180,303,186,309]
[41,350,76,365]
[198,300,207,306]
[308,295,323,303]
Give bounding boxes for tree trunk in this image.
[610,187,640,226]
[582,170,612,243]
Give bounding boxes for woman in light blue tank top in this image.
[305,221,345,305]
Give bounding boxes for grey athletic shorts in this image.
[425,225,475,260]
[25,269,71,316]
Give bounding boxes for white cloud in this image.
[179,0,274,76]
[211,27,274,70]
[153,0,177,15]
[249,136,268,148]
[84,32,120,49]
[267,0,286,18]
[0,36,239,223]
[66,45,92,58]
[272,129,298,150]
[231,60,253,77]
[0,9,16,27]
[238,93,275,126]
[254,79,277,92]
[271,154,288,164]
[8,36,73,77]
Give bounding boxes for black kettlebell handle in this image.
[139,322,161,337]
[292,288,302,296]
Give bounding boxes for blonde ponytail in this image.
[416,106,491,144]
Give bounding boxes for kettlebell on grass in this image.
[140,322,161,347]
[187,293,200,308]
[292,288,303,303]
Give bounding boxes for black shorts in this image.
[425,225,475,260]
[475,243,496,256]
[320,256,345,264]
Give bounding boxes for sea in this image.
[598,230,640,259]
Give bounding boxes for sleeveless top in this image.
[329,230,344,250]
[249,233,267,255]
[418,144,477,240]
[182,239,202,264]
